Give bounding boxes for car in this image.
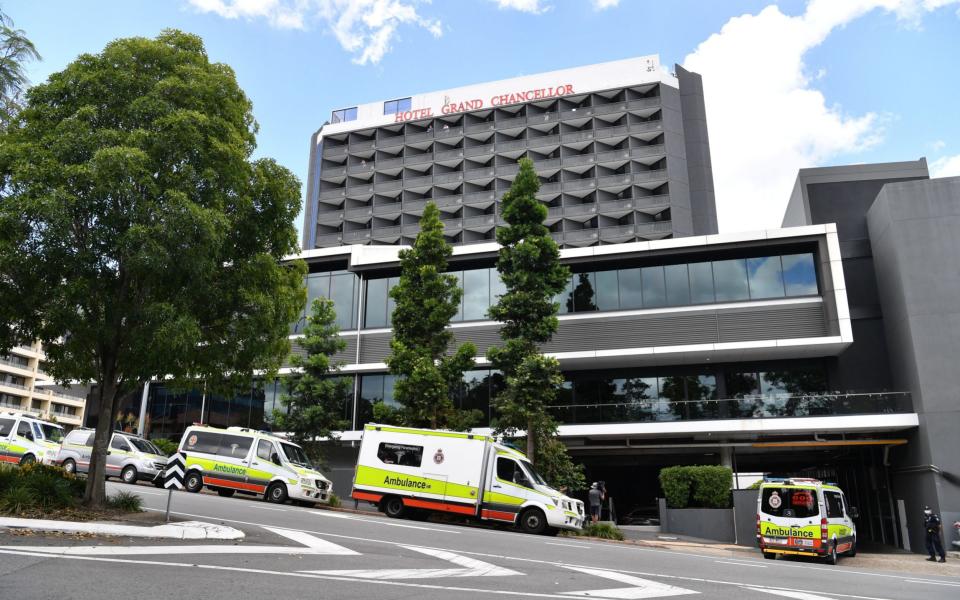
[0,411,64,466]
[57,428,168,485]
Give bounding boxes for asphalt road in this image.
[0,481,958,600]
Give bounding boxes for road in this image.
[0,481,957,600]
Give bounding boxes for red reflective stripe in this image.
[403,497,476,516]
[352,491,383,503]
[481,509,516,522]
[202,476,266,493]
[0,455,19,464]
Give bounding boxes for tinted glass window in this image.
[490,269,507,303]
[618,268,643,309]
[463,268,490,321]
[377,442,422,467]
[63,429,87,445]
[330,273,357,330]
[257,440,275,461]
[570,273,597,311]
[496,457,531,487]
[824,491,844,518]
[595,270,619,311]
[747,256,785,299]
[689,262,715,304]
[365,277,390,328]
[0,417,14,436]
[451,271,464,321]
[664,264,690,306]
[110,436,130,451]
[555,277,573,314]
[782,254,818,296]
[219,434,253,459]
[713,259,749,302]
[760,487,819,519]
[16,421,32,437]
[641,267,666,308]
[182,430,221,454]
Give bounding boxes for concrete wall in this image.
[658,498,735,543]
[733,489,760,547]
[867,176,960,552]
[676,65,718,236]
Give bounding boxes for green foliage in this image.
[327,493,341,508]
[0,485,36,514]
[0,463,84,515]
[0,9,41,128]
[488,158,581,490]
[105,491,143,512]
[747,479,763,489]
[372,401,401,425]
[659,465,733,508]
[386,202,478,429]
[151,438,179,456]
[273,297,351,459]
[0,30,305,507]
[571,522,625,540]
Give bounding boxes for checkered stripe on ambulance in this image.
[177,425,333,504]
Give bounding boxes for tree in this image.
[0,9,40,128]
[273,297,351,460]
[488,158,584,491]
[0,30,305,507]
[384,202,479,429]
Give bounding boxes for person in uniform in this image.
[924,506,947,563]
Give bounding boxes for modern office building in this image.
[0,342,86,429]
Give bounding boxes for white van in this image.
[178,425,332,505]
[0,411,64,466]
[757,477,858,564]
[56,428,168,484]
[352,423,585,534]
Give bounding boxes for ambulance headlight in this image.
[45,450,56,457]
[300,478,314,487]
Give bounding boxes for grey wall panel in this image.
[717,304,828,342]
[358,333,392,364]
[287,336,358,368]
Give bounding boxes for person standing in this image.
[924,506,947,562]
[588,482,603,524]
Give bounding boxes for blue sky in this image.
[7,0,960,238]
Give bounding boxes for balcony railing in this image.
[527,134,560,149]
[464,144,494,157]
[464,167,495,180]
[632,169,668,183]
[548,392,914,425]
[318,188,347,201]
[320,165,347,178]
[628,97,660,111]
[373,203,402,215]
[321,145,348,158]
[636,221,673,234]
[376,156,404,169]
[373,179,403,192]
[629,121,663,134]
[496,115,527,130]
[464,190,496,204]
[497,139,527,152]
[465,122,496,134]
[434,172,464,185]
[377,136,405,148]
[435,126,464,139]
[593,102,629,116]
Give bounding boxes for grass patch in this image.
[105,491,143,512]
[327,492,341,508]
[565,522,625,540]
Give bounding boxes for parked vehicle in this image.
[352,423,585,534]
[0,411,64,466]
[178,424,332,505]
[756,477,858,564]
[57,428,168,484]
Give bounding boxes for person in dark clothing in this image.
[924,506,947,562]
[588,482,603,523]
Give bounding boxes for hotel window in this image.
[383,97,412,115]
[331,107,358,124]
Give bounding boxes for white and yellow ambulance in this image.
[757,477,858,564]
[352,423,585,534]
[0,411,64,466]
[178,425,333,505]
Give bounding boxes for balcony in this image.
[600,224,636,241]
[561,178,597,193]
[377,136,405,149]
[632,169,668,183]
[320,165,347,177]
[599,198,637,213]
[593,102,629,117]
[629,121,663,135]
[344,206,373,219]
[635,221,673,235]
[346,183,375,197]
[434,172,464,185]
[597,173,633,188]
[497,139,527,152]
[594,125,629,140]
[563,203,597,217]
[496,115,527,130]
[403,198,429,213]
[463,214,495,228]
[630,144,666,159]
[315,232,342,246]
[563,154,597,168]
[529,112,559,124]
[464,144,494,158]
[404,174,433,188]
[434,195,463,209]
[465,122,496,134]
[534,158,562,171]
[634,194,670,209]
[315,210,343,223]
[549,392,913,426]
[318,188,347,201]
[527,135,560,150]
[552,228,599,244]
[405,130,434,143]
[560,107,595,120]
[496,164,519,177]
[560,130,594,144]
[321,145,348,158]
[373,203,402,215]
[348,139,376,152]
[594,149,631,164]
[464,190,496,204]
[434,148,465,162]
[465,166,495,180]
[376,156,404,169]
[536,182,561,195]
[373,179,403,193]
[628,97,660,111]
[404,154,433,167]
[372,225,402,238]
[348,163,375,175]
[342,229,372,243]
[0,380,29,391]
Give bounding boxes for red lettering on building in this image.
[390,84,574,121]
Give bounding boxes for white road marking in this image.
[302,545,520,579]
[744,588,836,599]
[129,489,166,496]
[562,566,698,598]
[308,509,461,533]
[546,542,593,548]
[904,579,960,587]
[264,526,360,554]
[252,506,287,512]
[715,560,767,568]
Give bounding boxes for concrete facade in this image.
[0,341,86,429]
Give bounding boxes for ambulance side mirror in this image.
[849,506,859,519]
[271,452,282,466]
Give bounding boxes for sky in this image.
[6,0,960,241]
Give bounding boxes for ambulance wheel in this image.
[266,482,288,504]
[383,496,406,519]
[121,465,138,484]
[62,459,76,474]
[826,542,838,565]
[20,454,36,466]
[847,540,857,557]
[184,470,204,493]
[217,488,235,498]
[519,508,547,535]
[763,552,777,560]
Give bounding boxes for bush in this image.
[151,438,179,456]
[0,463,83,515]
[105,491,143,512]
[578,522,624,540]
[659,465,733,509]
[327,492,341,508]
[1,485,37,514]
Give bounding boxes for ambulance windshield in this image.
[280,442,312,468]
[761,487,819,519]
[521,460,547,486]
[40,423,64,443]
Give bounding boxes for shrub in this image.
[327,493,341,508]
[1,485,38,514]
[0,464,18,494]
[659,465,733,509]
[579,522,624,540]
[22,470,75,511]
[151,438,179,456]
[105,491,143,512]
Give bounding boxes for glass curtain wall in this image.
[292,270,360,333]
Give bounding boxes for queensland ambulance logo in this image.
[768,491,782,509]
[187,434,198,447]
[433,449,445,465]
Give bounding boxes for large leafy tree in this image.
[0,30,305,507]
[488,158,584,491]
[0,9,40,128]
[384,202,479,429]
[273,297,351,460]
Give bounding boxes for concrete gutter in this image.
[0,518,244,540]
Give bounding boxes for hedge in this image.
[659,465,733,508]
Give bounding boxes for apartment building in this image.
[0,342,86,429]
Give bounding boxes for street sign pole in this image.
[162,451,186,522]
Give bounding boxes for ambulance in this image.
[178,425,333,505]
[351,424,585,534]
[56,428,168,484]
[0,411,64,466]
[757,477,858,564]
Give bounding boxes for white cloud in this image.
[681,0,960,232]
[591,0,620,9]
[491,0,549,14]
[186,0,443,65]
[929,140,946,151]
[931,154,960,178]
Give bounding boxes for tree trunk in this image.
[526,418,536,463]
[83,378,119,508]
